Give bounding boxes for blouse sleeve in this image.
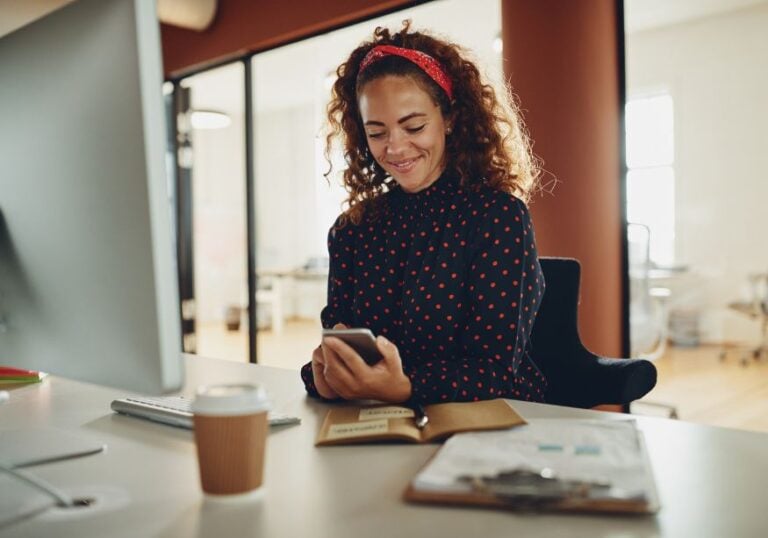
[404,196,547,404]
[301,217,356,398]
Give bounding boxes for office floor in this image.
[639,344,768,433]
[196,320,768,434]
[196,319,319,370]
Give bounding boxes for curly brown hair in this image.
[326,21,539,225]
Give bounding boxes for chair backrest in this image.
[530,257,586,381]
[530,257,657,408]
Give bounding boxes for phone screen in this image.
[321,328,383,365]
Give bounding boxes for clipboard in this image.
[403,419,660,515]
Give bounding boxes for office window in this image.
[625,93,675,266]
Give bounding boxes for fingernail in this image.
[377,336,390,346]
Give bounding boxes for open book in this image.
[315,399,526,446]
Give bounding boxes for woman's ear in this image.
[445,111,456,136]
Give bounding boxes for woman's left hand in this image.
[320,335,412,403]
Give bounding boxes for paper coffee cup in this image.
[191,384,270,496]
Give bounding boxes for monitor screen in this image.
[0,0,183,394]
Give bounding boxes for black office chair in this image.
[530,257,657,409]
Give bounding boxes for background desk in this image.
[1,355,767,537]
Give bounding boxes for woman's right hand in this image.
[311,323,347,399]
[311,345,340,399]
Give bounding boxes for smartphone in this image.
[321,328,383,365]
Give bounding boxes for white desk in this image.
[1,355,767,537]
[256,267,328,333]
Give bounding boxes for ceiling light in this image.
[190,110,231,130]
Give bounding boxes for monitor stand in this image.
[0,428,108,526]
[0,428,105,468]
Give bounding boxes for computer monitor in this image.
[0,0,183,394]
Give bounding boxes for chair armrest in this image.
[544,350,658,409]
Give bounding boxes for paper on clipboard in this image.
[412,419,659,510]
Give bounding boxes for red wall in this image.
[161,0,413,77]
[502,0,624,357]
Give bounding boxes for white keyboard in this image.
[111,395,300,430]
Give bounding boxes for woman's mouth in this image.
[388,157,420,174]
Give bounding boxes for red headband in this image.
[358,45,454,100]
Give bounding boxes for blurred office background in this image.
[172,0,506,366]
[157,0,768,431]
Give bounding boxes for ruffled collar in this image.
[388,170,460,211]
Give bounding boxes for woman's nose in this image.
[386,131,407,155]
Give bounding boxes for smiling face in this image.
[358,76,449,193]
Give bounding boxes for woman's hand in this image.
[311,344,340,400]
[320,331,412,403]
[311,323,349,400]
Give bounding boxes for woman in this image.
[301,23,546,405]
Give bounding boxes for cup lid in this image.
[191,383,270,416]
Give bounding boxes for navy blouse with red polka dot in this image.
[301,172,547,404]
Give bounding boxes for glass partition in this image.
[180,62,248,362]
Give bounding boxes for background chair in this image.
[627,222,672,360]
[530,257,657,409]
[719,271,768,366]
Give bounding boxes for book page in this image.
[359,406,414,420]
[327,419,389,441]
[316,405,421,445]
[422,399,526,441]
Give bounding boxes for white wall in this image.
[254,104,330,321]
[254,105,329,270]
[626,3,768,344]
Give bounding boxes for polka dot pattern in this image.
[301,172,547,404]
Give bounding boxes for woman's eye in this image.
[367,132,385,139]
[406,125,426,134]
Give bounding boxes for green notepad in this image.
[0,366,43,383]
